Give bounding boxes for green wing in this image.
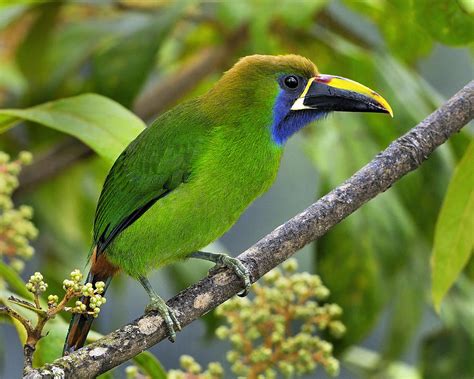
[93,103,208,254]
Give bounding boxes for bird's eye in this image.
[284,75,299,89]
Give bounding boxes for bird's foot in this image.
[210,254,251,297]
[145,297,181,342]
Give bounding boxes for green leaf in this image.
[440,276,474,340]
[33,318,69,366]
[132,351,167,379]
[414,1,474,45]
[38,18,127,100]
[344,346,421,379]
[277,0,327,28]
[458,0,474,14]
[316,218,384,348]
[0,94,145,164]
[420,326,474,379]
[343,0,433,63]
[432,141,474,311]
[92,1,189,107]
[382,259,425,361]
[0,261,33,300]
[15,2,61,104]
[32,159,102,270]
[0,59,26,95]
[0,0,47,5]
[96,372,114,379]
[0,4,28,29]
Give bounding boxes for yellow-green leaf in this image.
[0,261,33,300]
[432,140,474,311]
[133,351,167,379]
[0,93,145,164]
[414,1,474,45]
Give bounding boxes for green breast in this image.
[107,120,282,278]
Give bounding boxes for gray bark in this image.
[24,81,474,378]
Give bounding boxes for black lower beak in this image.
[291,75,393,116]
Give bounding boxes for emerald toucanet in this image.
[64,54,392,354]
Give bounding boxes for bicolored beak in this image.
[291,74,393,117]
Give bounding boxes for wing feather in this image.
[93,102,207,254]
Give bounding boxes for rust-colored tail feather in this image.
[63,248,118,355]
[62,270,112,355]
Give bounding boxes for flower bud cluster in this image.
[47,294,59,307]
[63,269,85,292]
[5,266,108,357]
[26,272,48,294]
[0,151,37,271]
[63,270,107,318]
[124,354,224,379]
[215,258,345,377]
[125,259,344,379]
[166,355,224,379]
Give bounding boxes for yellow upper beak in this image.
[291,74,393,117]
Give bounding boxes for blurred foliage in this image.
[0,0,472,378]
[214,259,344,378]
[0,94,145,163]
[431,140,474,311]
[0,151,36,272]
[128,261,345,379]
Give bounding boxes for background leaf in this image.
[0,262,32,300]
[432,141,474,311]
[132,351,167,379]
[0,94,145,164]
[420,326,474,379]
[414,1,474,45]
[92,1,188,108]
[15,3,61,104]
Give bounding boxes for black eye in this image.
[284,75,299,89]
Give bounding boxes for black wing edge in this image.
[96,189,171,255]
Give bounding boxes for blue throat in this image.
[271,90,325,145]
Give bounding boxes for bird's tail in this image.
[63,248,118,355]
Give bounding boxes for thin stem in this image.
[8,296,46,316]
[0,305,33,334]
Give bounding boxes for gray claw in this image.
[145,298,180,342]
[217,255,251,297]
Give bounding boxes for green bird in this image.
[63,54,392,354]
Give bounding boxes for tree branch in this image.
[24,81,473,378]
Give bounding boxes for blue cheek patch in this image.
[271,90,325,145]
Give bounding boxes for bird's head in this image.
[206,54,392,145]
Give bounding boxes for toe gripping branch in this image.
[190,251,251,297]
[139,276,181,342]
